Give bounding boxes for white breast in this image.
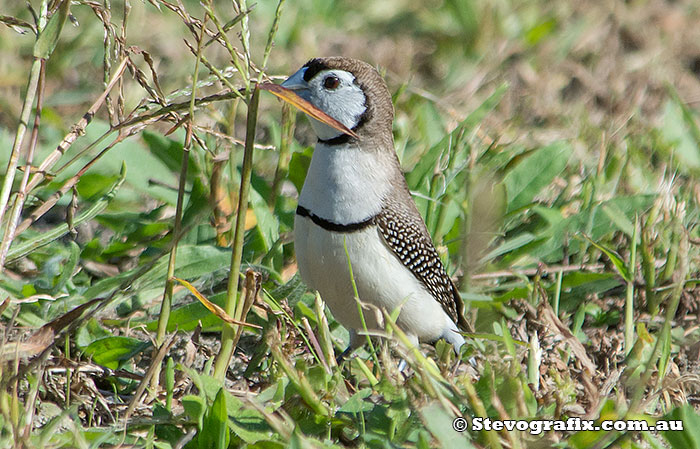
[294,141,465,349]
[294,216,461,345]
[298,143,391,224]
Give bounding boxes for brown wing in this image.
[374,201,471,332]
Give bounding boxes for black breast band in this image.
[296,205,375,233]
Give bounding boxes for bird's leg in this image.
[397,359,408,372]
[395,333,419,373]
[335,329,364,364]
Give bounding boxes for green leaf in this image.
[419,402,475,449]
[591,195,655,239]
[661,405,700,448]
[142,131,199,180]
[33,0,70,58]
[246,440,284,449]
[560,272,618,291]
[181,177,211,232]
[52,240,80,294]
[268,273,309,308]
[76,173,121,200]
[459,291,494,303]
[557,272,621,311]
[478,233,535,264]
[182,395,205,429]
[226,394,271,444]
[339,388,373,413]
[82,336,151,370]
[521,194,654,262]
[581,235,631,282]
[199,388,230,449]
[79,244,229,311]
[444,0,478,42]
[173,245,231,279]
[661,92,700,171]
[250,187,279,252]
[194,373,227,402]
[6,164,127,263]
[504,141,571,213]
[154,403,183,444]
[144,291,228,333]
[525,17,557,46]
[406,83,507,188]
[601,204,637,240]
[288,147,313,193]
[75,318,112,350]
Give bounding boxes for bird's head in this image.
[264,57,394,143]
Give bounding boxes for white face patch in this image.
[306,69,367,139]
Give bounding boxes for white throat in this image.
[299,142,392,224]
[308,117,351,141]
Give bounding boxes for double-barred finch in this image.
[269,57,470,356]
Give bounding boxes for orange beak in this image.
[259,83,359,139]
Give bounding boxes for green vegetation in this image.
[1,0,699,447]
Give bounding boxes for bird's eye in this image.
[323,75,340,90]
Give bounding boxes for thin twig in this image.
[212,87,261,380]
[14,131,131,236]
[123,333,178,424]
[156,13,207,347]
[0,59,46,270]
[0,51,44,238]
[469,263,606,280]
[25,58,129,193]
